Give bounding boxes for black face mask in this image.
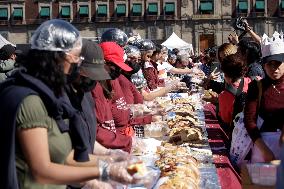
[127,61,141,75]
[66,64,80,84]
[109,67,121,80]
[79,76,97,92]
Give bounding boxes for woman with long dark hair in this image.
[0,20,133,189]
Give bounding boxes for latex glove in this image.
[178,81,187,88]
[83,179,114,189]
[209,67,220,80]
[109,149,130,162]
[108,161,134,184]
[168,82,180,91]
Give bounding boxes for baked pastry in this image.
[159,175,199,189]
[203,89,218,103]
[169,127,203,145]
[127,161,147,176]
[172,105,195,117]
[172,98,194,105]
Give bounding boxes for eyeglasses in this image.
[65,52,85,65]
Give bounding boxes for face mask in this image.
[66,64,80,83]
[109,67,121,80]
[79,77,97,92]
[127,61,141,75]
[164,55,168,62]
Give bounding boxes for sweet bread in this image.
[127,161,147,176]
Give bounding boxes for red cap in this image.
[100,42,132,71]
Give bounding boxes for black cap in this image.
[0,44,22,60]
[262,53,284,64]
[80,39,111,80]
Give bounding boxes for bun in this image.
[127,162,147,176]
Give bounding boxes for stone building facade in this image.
[0,0,283,52]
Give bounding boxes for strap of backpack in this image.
[225,77,244,97]
[229,78,245,126]
[235,78,244,97]
[256,80,262,111]
[230,80,262,127]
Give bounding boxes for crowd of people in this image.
[0,18,283,189]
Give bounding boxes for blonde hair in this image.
[218,43,237,62]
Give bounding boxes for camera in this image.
[234,17,248,31]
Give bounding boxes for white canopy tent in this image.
[0,34,16,49]
[162,32,194,55]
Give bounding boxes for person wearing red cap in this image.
[92,42,135,152]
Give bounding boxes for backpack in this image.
[222,78,246,138]
[230,80,263,168]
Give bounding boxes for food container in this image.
[244,162,279,187]
[128,104,144,117]
[152,115,163,122]
[144,122,169,139]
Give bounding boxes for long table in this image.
[204,103,242,189]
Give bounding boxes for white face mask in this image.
[164,55,168,62]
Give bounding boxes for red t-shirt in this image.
[143,61,165,90]
[218,77,252,125]
[92,81,132,152]
[109,79,131,128]
[117,74,143,104]
[117,75,152,125]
